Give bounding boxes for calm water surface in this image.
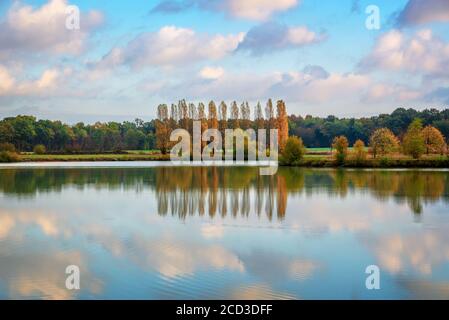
[1,164,449,299]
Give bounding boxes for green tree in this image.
[125,128,146,150]
[280,136,306,165]
[403,119,425,159]
[11,116,36,151]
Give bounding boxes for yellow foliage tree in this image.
[369,128,399,158]
[422,125,446,155]
[353,139,367,162]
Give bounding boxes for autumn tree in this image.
[369,128,399,158]
[403,119,425,159]
[178,99,189,132]
[265,99,275,131]
[156,104,170,154]
[353,139,367,162]
[218,101,228,133]
[332,135,349,163]
[188,103,197,120]
[422,125,446,155]
[230,101,240,129]
[255,102,265,130]
[240,101,251,129]
[198,102,208,150]
[276,100,289,152]
[208,101,219,130]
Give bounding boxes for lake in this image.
[0,164,449,299]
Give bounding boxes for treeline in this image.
[0,116,157,152]
[290,108,449,147]
[1,103,449,154]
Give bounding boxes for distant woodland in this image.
[1,100,449,153]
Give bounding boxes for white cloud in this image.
[96,26,244,69]
[0,0,104,56]
[360,29,449,78]
[0,64,65,96]
[364,83,422,102]
[286,26,320,44]
[142,65,374,105]
[152,0,300,21]
[199,66,225,80]
[225,0,299,21]
[237,22,324,55]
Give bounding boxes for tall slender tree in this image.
[219,101,228,133]
[208,101,219,130]
[276,100,289,152]
[255,102,264,130]
[265,99,275,131]
[231,101,240,129]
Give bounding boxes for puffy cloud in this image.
[364,83,423,103]
[151,0,299,21]
[397,0,449,26]
[359,29,449,78]
[0,0,104,56]
[199,66,225,80]
[237,22,324,55]
[95,26,244,69]
[223,0,299,21]
[0,64,67,96]
[143,64,373,105]
[270,68,371,104]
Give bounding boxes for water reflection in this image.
[1,167,448,216]
[1,167,449,299]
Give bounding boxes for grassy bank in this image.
[5,153,447,168]
[292,157,449,168]
[19,153,171,162]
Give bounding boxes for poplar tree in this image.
[276,100,289,152]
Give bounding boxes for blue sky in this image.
[0,0,448,123]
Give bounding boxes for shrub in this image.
[281,136,306,165]
[353,139,367,163]
[379,156,391,167]
[0,142,16,152]
[402,119,425,159]
[0,151,20,163]
[33,144,47,155]
[332,136,349,164]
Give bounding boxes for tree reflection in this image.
[1,167,448,217]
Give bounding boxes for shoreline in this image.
[2,154,449,168]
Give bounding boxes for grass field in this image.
[19,153,171,162]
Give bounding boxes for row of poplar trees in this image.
[155,99,289,155]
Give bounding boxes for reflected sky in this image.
[1,166,449,299]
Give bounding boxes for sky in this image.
[0,0,448,123]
